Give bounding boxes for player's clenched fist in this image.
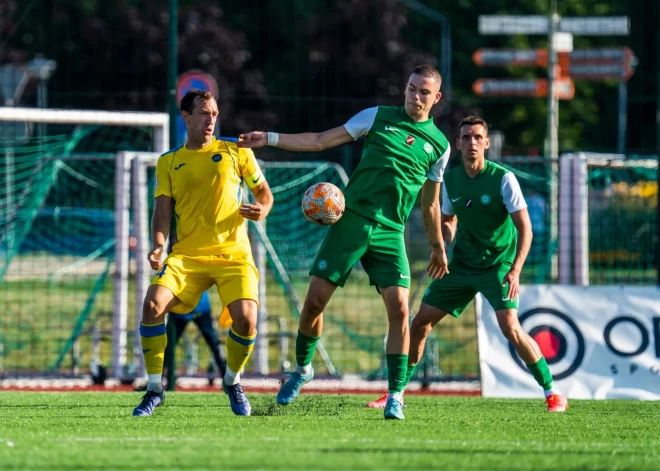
[148,245,164,271]
[237,131,268,148]
[239,203,266,221]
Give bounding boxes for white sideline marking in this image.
[0,377,481,394]
[44,436,658,453]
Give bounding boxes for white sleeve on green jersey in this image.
[441,184,455,216]
[343,107,378,140]
[501,172,527,213]
[427,146,451,182]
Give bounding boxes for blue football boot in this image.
[276,368,314,405]
[384,395,404,420]
[223,382,252,416]
[132,390,165,417]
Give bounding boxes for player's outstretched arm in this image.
[237,126,354,152]
[240,180,274,222]
[421,179,448,279]
[149,195,172,271]
[504,208,533,300]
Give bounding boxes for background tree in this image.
[0,0,657,154]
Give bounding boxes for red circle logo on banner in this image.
[509,307,586,381]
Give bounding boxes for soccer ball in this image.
[301,182,345,225]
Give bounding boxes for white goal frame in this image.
[0,107,169,378]
[121,152,273,379]
[120,157,348,380]
[558,152,658,286]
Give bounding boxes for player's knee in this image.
[411,315,433,337]
[500,322,523,344]
[386,305,408,325]
[384,296,408,325]
[230,312,257,335]
[303,292,329,316]
[142,298,166,323]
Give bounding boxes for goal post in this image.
[0,107,169,379]
[0,107,169,149]
[559,152,658,286]
[120,156,348,381]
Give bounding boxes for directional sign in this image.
[473,47,635,69]
[472,78,574,100]
[473,79,543,97]
[472,49,548,67]
[560,17,630,36]
[479,15,629,36]
[570,47,633,63]
[569,63,633,81]
[553,77,575,100]
[478,16,548,35]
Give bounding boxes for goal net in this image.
[560,153,657,286]
[124,154,352,379]
[0,107,167,379]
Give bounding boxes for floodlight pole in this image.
[546,1,560,280]
[27,56,57,142]
[168,0,178,151]
[166,0,178,392]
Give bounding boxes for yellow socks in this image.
[140,322,167,391]
[224,327,256,384]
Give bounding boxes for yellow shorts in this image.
[150,252,259,316]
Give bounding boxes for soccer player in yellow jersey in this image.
[132,90,273,417]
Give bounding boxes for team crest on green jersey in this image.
[481,194,491,204]
[423,142,433,153]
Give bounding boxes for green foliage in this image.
[4,0,654,152]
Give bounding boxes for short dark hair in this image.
[411,65,442,85]
[180,89,215,114]
[458,115,488,135]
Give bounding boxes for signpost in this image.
[478,15,630,36]
[476,11,632,284]
[472,49,548,67]
[472,78,574,100]
[568,46,637,153]
[473,46,634,71]
[570,46,633,62]
[569,63,633,81]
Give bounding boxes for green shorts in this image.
[309,209,410,289]
[421,265,518,317]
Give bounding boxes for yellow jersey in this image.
[154,137,265,257]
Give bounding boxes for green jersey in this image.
[442,160,527,273]
[342,106,451,232]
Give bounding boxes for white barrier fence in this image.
[477,285,660,400]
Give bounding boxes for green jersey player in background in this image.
[238,65,451,420]
[381,116,568,412]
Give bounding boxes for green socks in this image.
[295,330,320,367]
[526,357,554,390]
[386,354,408,393]
[404,362,418,386]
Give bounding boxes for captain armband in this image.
[246,170,265,189]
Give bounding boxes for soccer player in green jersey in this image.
[394,116,568,412]
[238,65,451,420]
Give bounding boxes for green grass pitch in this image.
[0,392,658,470]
